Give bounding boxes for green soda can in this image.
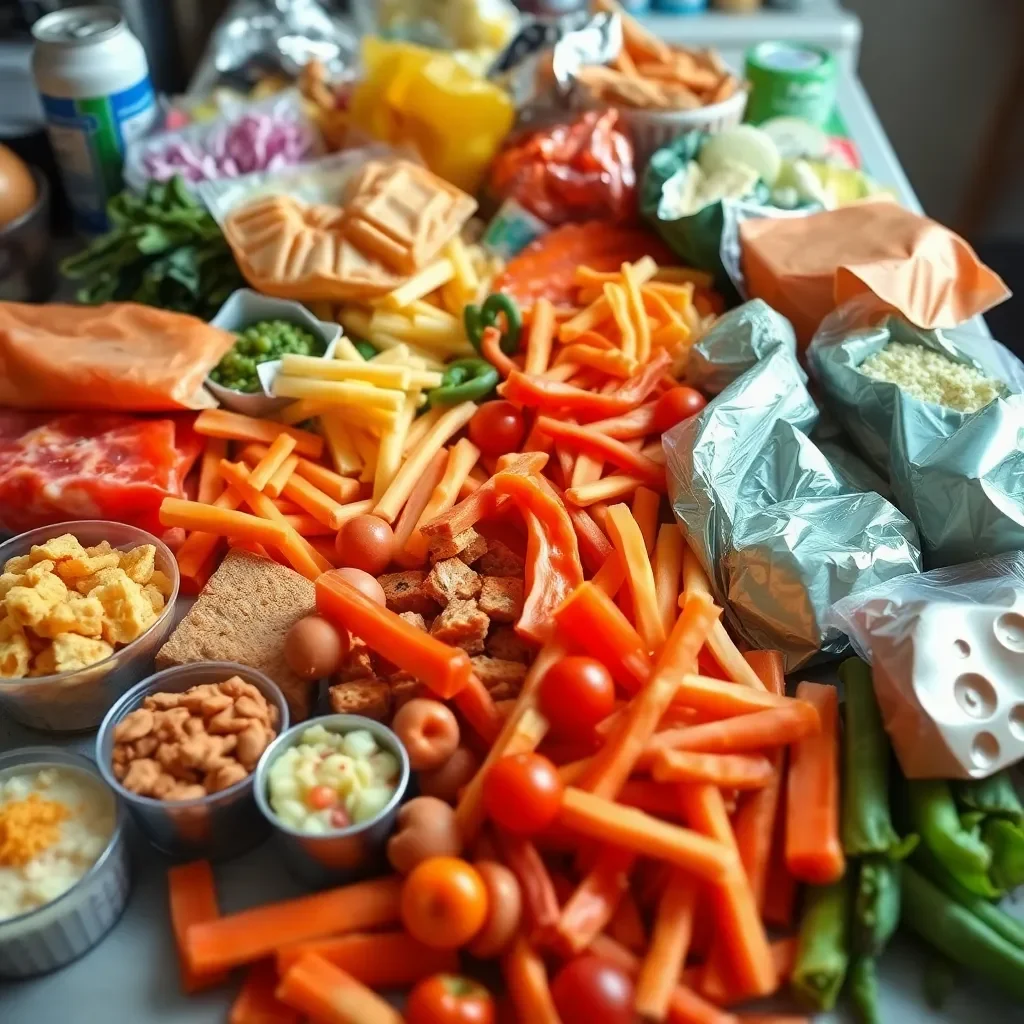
[744,42,838,128]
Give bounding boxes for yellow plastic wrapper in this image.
[348,37,515,193]
[740,199,1010,346]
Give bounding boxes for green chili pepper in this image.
[791,877,852,1012]
[463,293,522,356]
[853,856,902,956]
[353,339,378,360]
[984,818,1024,891]
[429,358,499,406]
[849,956,881,1024]
[954,772,1024,823]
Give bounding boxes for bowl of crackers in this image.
[0,521,179,733]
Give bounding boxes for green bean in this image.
[901,865,1024,1000]
[907,779,997,897]
[429,359,499,406]
[983,818,1024,891]
[840,658,915,858]
[463,293,522,355]
[854,856,902,956]
[791,877,852,1011]
[954,772,1024,823]
[849,956,880,1024]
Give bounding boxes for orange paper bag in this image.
[0,302,236,411]
[740,200,1009,346]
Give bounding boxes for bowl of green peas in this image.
[205,289,341,416]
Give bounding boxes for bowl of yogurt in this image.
[253,715,410,888]
[0,747,128,977]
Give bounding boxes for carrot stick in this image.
[195,408,323,458]
[534,475,613,575]
[317,573,471,699]
[571,451,604,488]
[632,486,660,555]
[184,877,402,974]
[605,502,665,652]
[275,932,457,986]
[635,872,697,1020]
[496,832,562,944]
[265,454,299,499]
[453,672,502,745]
[281,514,337,537]
[504,936,562,1024]
[556,847,635,954]
[276,954,402,1024]
[247,433,298,492]
[230,960,300,1024]
[762,777,797,929]
[581,591,719,799]
[565,474,644,506]
[280,471,355,530]
[652,750,777,790]
[391,448,449,566]
[587,403,658,440]
[537,418,665,488]
[684,938,797,1006]
[175,486,239,581]
[608,889,647,953]
[168,861,225,993]
[197,438,228,505]
[653,524,684,637]
[241,443,359,504]
[618,780,685,819]
[671,673,793,719]
[559,788,736,883]
[404,438,481,563]
[525,297,556,375]
[677,784,776,1000]
[785,681,844,885]
[161,498,289,549]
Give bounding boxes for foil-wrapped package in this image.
[808,296,1024,567]
[666,340,922,670]
[827,553,1024,778]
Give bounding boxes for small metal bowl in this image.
[0,521,180,733]
[95,662,289,862]
[253,714,411,889]
[0,747,129,978]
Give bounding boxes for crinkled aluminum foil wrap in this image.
[666,337,922,670]
[826,553,1024,778]
[808,297,1024,567]
[189,0,358,96]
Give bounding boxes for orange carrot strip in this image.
[175,486,239,580]
[619,779,685,818]
[653,523,684,637]
[608,889,647,953]
[566,474,643,506]
[453,672,502,745]
[161,498,288,549]
[497,831,562,945]
[558,343,637,378]
[677,784,776,1000]
[197,438,228,505]
[266,454,300,499]
[636,872,697,1020]
[670,673,793,719]
[504,935,562,1024]
[247,433,298,492]
[553,581,650,693]
[785,681,844,885]
[294,459,361,504]
[652,750,777,790]
[281,514,337,537]
[230,960,300,1024]
[763,781,797,929]
[275,932,457,986]
[194,408,323,459]
[281,472,353,530]
[557,847,635,954]
[184,877,402,974]
[168,861,225,994]
[404,438,481,563]
[587,403,659,440]
[525,297,556,375]
[536,417,664,488]
[571,451,605,488]
[534,475,613,576]
[276,954,402,1024]
[632,486,660,554]
[581,592,718,799]
[589,934,735,1024]
[560,788,736,883]
[391,449,450,567]
[271,498,303,513]
[684,938,797,1006]
[606,501,665,652]
[481,325,518,379]
[309,537,339,568]
[317,572,472,698]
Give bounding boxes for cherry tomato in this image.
[400,857,489,951]
[327,567,386,606]
[538,657,616,740]
[405,974,496,1024]
[468,401,526,457]
[653,386,707,434]
[336,514,395,576]
[551,956,635,1024]
[482,753,563,835]
[307,785,336,810]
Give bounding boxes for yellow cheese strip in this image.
[320,414,362,477]
[367,333,446,372]
[370,344,410,364]
[332,404,397,434]
[606,502,666,653]
[333,335,365,362]
[573,256,658,288]
[373,401,477,524]
[653,266,715,289]
[373,390,420,502]
[351,428,379,484]
[280,354,412,390]
[622,262,651,366]
[277,399,329,426]
[605,283,637,361]
[273,376,405,411]
[447,236,479,297]
[403,406,444,453]
[381,259,455,310]
[370,311,473,357]
[337,307,373,338]
[334,498,375,525]
[409,300,459,327]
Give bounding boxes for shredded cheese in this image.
[0,793,69,867]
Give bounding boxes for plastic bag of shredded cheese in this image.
[808,294,1024,567]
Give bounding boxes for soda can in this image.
[32,5,158,233]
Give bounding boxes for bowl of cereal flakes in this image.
[0,521,179,733]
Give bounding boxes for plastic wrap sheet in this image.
[666,340,922,670]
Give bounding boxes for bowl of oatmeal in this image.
[0,747,128,977]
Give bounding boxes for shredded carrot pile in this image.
[0,793,69,867]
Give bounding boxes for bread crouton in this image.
[477,540,525,578]
[428,527,487,565]
[378,570,439,616]
[426,558,481,606]
[430,598,489,654]
[470,656,528,700]
[335,637,375,681]
[398,611,428,631]
[485,624,534,663]
[390,671,429,710]
[328,678,391,721]
[478,577,525,624]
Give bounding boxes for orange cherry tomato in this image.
[336,514,395,576]
[653,386,707,434]
[307,785,336,810]
[538,656,615,740]
[327,566,386,606]
[405,974,496,1024]
[468,401,526,456]
[400,857,489,951]
[482,752,563,836]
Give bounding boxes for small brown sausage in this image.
[417,746,480,804]
[467,860,523,958]
[386,796,463,875]
[391,698,460,772]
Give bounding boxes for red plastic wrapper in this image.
[0,411,202,540]
[488,110,636,226]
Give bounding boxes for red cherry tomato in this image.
[653,386,707,434]
[482,753,563,835]
[468,401,526,457]
[405,974,496,1024]
[336,514,394,575]
[328,567,386,606]
[538,657,616,740]
[551,956,635,1024]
